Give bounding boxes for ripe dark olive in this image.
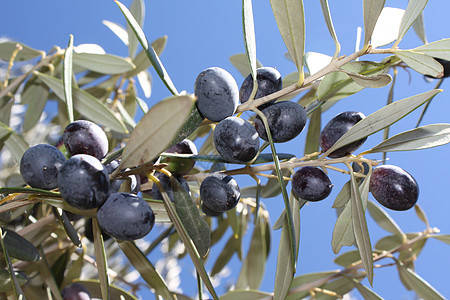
[61,282,91,300]
[200,173,240,212]
[320,111,367,158]
[254,101,307,143]
[97,193,155,241]
[201,202,223,217]
[57,154,110,210]
[63,120,109,160]
[194,67,239,122]
[105,160,138,194]
[84,218,111,243]
[20,144,66,190]
[352,161,370,175]
[213,116,260,163]
[369,165,419,211]
[151,172,191,202]
[239,67,282,109]
[161,139,198,175]
[292,167,333,201]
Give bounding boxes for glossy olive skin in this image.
[151,172,191,202]
[97,193,155,241]
[213,116,260,163]
[20,144,66,190]
[63,120,109,160]
[61,283,91,300]
[200,173,240,213]
[369,165,419,211]
[239,67,282,109]
[352,161,370,175]
[292,167,333,201]
[320,111,367,158]
[201,202,223,217]
[194,67,239,122]
[254,101,307,143]
[57,154,110,210]
[84,218,111,243]
[161,139,198,175]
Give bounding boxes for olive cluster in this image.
[193,66,419,212]
[19,120,155,241]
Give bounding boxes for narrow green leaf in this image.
[22,77,49,132]
[120,95,195,169]
[0,269,27,293]
[323,89,441,157]
[273,194,302,299]
[136,96,149,114]
[64,34,74,123]
[414,38,450,61]
[287,270,340,300]
[0,121,29,163]
[304,106,321,157]
[220,290,273,300]
[414,204,430,227]
[397,0,429,46]
[394,50,443,77]
[126,36,168,77]
[116,0,178,95]
[211,235,238,276]
[119,241,176,300]
[342,70,392,88]
[170,103,204,146]
[102,20,129,46]
[242,0,258,103]
[319,0,340,58]
[375,234,407,251]
[370,7,404,48]
[229,53,263,77]
[136,70,152,98]
[126,0,145,58]
[35,72,128,133]
[0,41,44,61]
[412,12,428,44]
[1,227,40,262]
[269,0,305,79]
[367,200,405,239]
[430,234,450,245]
[331,202,354,254]
[365,123,450,153]
[332,180,351,208]
[363,0,386,46]
[74,280,138,300]
[73,52,135,74]
[53,207,82,247]
[334,250,361,267]
[349,167,373,285]
[236,216,268,289]
[398,264,445,299]
[171,176,211,257]
[92,218,110,300]
[0,229,25,299]
[351,279,384,300]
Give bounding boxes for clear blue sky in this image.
[1,1,449,299]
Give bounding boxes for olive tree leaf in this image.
[414,204,430,227]
[304,107,321,158]
[273,194,302,299]
[319,0,340,58]
[0,227,40,262]
[0,270,27,293]
[21,77,49,132]
[340,70,392,88]
[171,176,211,257]
[395,0,429,47]
[35,72,128,133]
[269,0,305,81]
[63,34,74,123]
[126,36,168,77]
[364,123,450,153]
[304,52,332,77]
[351,279,384,300]
[126,0,145,58]
[137,69,152,98]
[429,234,450,245]
[116,0,178,95]
[0,41,44,61]
[73,52,135,74]
[220,290,273,300]
[236,216,268,290]
[367,200,405,239]
[120,95,195,169]
[349,167,373,285]
[394,50,443,77]
[102,20,129,45]
[363,0,386,46]
[242,0,258,102]
[323,89,441,158]
[414,38,450,61]
[412,12,427,44]
[230,53,263,78]
[397,264,445,299]
[332,201,354,254]
[92,218,110,300]
[211,235,238,276]
[119,241,176,300]
[73,280,138,300]
[0,229,25,299]
[370,7,404,48]
[0,122,29,163]
[334,250,361,267]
